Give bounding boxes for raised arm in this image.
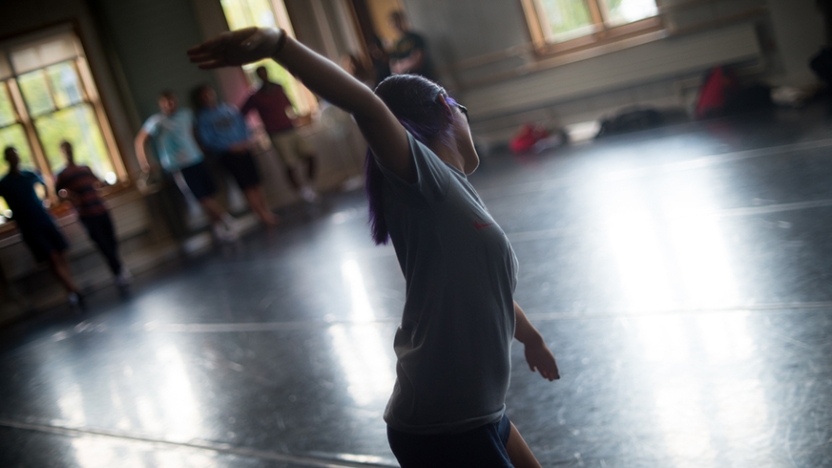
[134,130,153,173]
[188,28,413,181]
[514,301,559,381]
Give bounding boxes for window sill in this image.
[0,180,137,239]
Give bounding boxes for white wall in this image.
[397,0,823,142]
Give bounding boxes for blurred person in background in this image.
[368,34,391,86]
[189,27,558,468]
[241,66,319,203]
[56,141,130,294]
[388,10,436,81]
[135,90,238,243]
[0,146,83,309]
[193,84,278,226]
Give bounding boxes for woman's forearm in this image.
[273,36,384,121]
[514,302,544,346]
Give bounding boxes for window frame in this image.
[0,25,127,224]
[520,0,664,57]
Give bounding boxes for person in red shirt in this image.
[55,141,130,293]
[241,67,319,202]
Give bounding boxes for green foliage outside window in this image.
[17,70,55,117]
[538,0,658,42]
[0,83,16,128]
[46,62,85,109]
[35,105,111,178]
[602,0,657,27]
[540,0,593,41]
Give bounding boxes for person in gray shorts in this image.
[189,27,559,467]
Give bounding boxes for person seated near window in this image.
[134,90,238,243]
[55,141,131,294]
[0,146,83,309]
[241,66,319,204]
[192,84,277,226]
[388,10,436,81]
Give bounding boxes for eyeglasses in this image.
[456,104,469,122]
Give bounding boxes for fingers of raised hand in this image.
[188,29,260,68]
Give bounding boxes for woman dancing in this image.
[188,27,559,468]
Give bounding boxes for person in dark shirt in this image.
[0,146,82,308]
[368,34,391,86]
[388,10,436,81]
[55,141,130,292]
[241,66,319,203]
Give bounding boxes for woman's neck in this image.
[431,142,465,173]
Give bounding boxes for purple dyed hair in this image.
[365,74,458,245]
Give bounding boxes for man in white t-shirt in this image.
[134,90,236,242]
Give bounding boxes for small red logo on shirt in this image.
[474,221,494,230]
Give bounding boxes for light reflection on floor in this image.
[2,115,832,467]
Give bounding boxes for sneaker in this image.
[114,269,132,288]
[212,223,238,243]
[221,214,238,231]
[115,270,132,296]
[300,186,319,203]
[67,292,86,311]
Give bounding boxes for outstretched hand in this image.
[524,340,560,382]
[187,27,283,69]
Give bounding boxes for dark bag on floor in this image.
[596,107,664,138]
[811,47,832,85]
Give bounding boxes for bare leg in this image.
[305,156,316,182]
[285,167,302,192]
[48,251,79,293]
[506,422,542,468]
[244,186,278,225]
[198,197,227,223]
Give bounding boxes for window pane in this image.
[538,0,595,43]
[46,61,84,109]
[221,0,277,29]
[0,82,17,127]
[35,104,113,182]
[18,70,55,117]
[601,0,658,27]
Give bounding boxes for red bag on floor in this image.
[510,123,550,154]
[695,66,739,119]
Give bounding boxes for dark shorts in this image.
[387,414,513,468]
[219,151,261,190]
[180,162,217,200]
[19,221,69,263]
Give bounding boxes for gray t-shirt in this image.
[380,132,518,434]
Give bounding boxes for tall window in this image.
[0,28,126,220]
[220,0,317,115]
[522,0,661,54]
